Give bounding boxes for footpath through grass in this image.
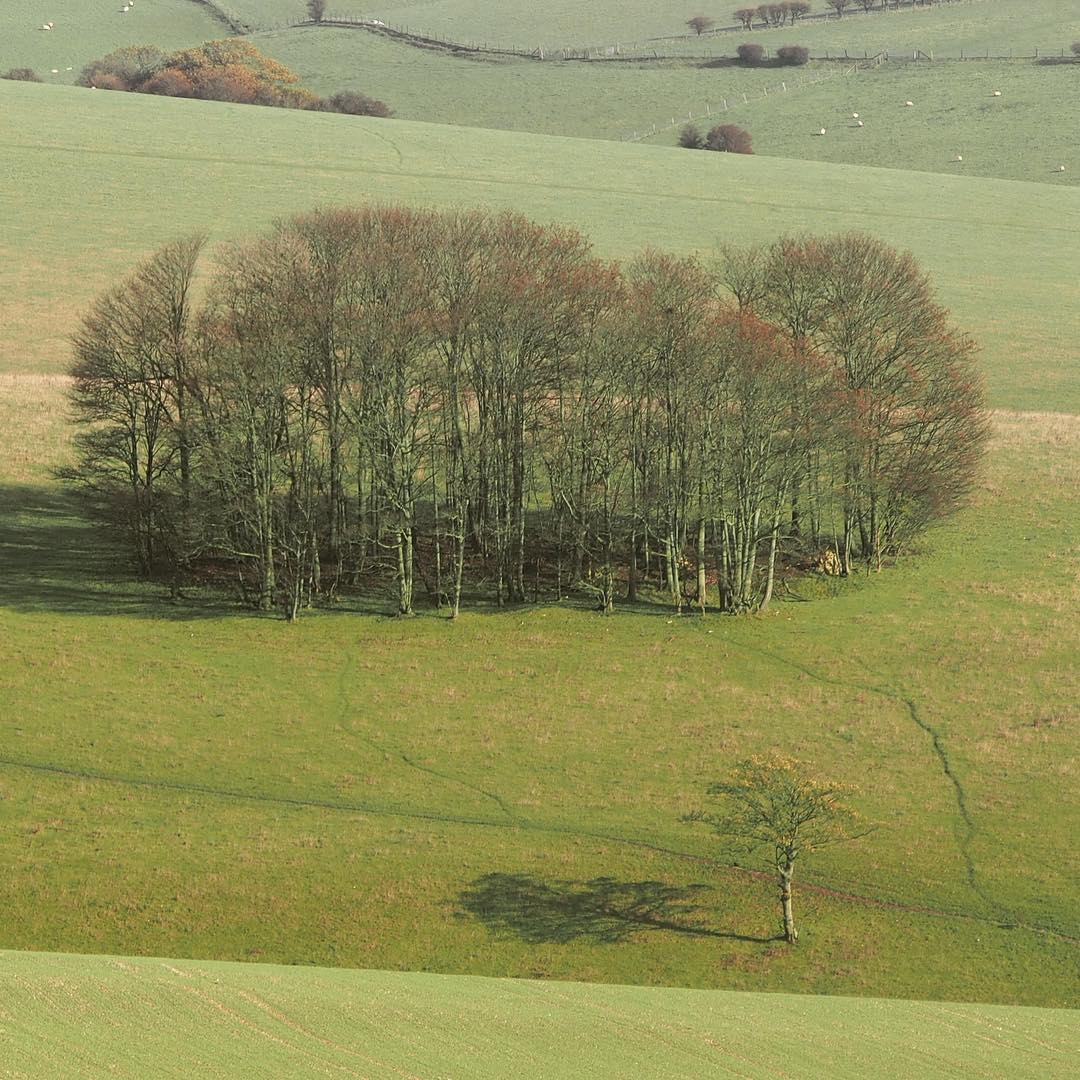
[3,951,1078,1079]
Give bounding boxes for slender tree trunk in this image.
[779,861,798,944]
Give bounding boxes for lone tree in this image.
[307,0,327,21]
[684,756,869,943]
[679,123,705,149]
[687,15,716,35]
[736,42,766,65]
[705,123,753,153]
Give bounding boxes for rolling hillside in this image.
[0,83,1077,1009]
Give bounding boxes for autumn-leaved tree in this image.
[685,756,869,943]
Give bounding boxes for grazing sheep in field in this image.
[852,112,859,119]
[856,120,864,127]
[905,100,914,107]
[992,90,1001,97]
[1059,165,1067,172]
[818,128,826,136]
[954,154,963,162]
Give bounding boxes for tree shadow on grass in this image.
[457,872,775,944]
[0,483,232,619]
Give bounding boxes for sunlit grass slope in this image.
[0,0,226,84]
[0,393,1077,1004]
[1,81,1078,1007]
[646,60,1079,180]
[254,26,1080,184]
[218,0,1080,53]
[3,951,1077,1079]
[2,81,1078,413]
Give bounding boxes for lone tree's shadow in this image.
[457,872,773,944]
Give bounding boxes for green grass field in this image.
[3,951,1077,1079]
[216,0,1080,53]
[0,0,227,83]
[248,26,1080,183]
[0,83,1078,1012]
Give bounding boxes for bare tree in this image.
[306,0,327,22]
[685,756,869,943]
[686,15,716,35]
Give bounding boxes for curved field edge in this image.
[1,950,1077,1080]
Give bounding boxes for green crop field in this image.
[3,951,1078,1078]
[0,83,1078,1021]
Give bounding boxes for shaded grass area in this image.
[4,951,1077,1080]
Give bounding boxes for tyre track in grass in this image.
[330,644,516,821]
[722,635,1008,922]
[2,753,1075,943]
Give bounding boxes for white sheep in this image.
[954,154,963,162]
[1059,165,1067,172]
[856,120,864,127]
[818,127,826,136]
[852,112,859,119]
[50,68,59,74]
[41,23,52,30]
[992,90,1001,97]
[905,100,914,107]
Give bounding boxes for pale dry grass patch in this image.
[0,372,72,484]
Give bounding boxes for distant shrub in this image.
[1072,41,1080,57]
[737,43,767,66]
[679,124,705,149]
[139,68,194,97]
[322,91,394,117]
[307,0,327,21]
[705,124,754,154]
[2,68,42,82]
[78,45,167,89]
[74,38,394,117]
[776,45,810,66]
[91,74,131,92]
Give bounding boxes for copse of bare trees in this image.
[735,2,810,27]
[66,209,986,620]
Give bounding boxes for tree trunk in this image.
[779,863,798,944]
